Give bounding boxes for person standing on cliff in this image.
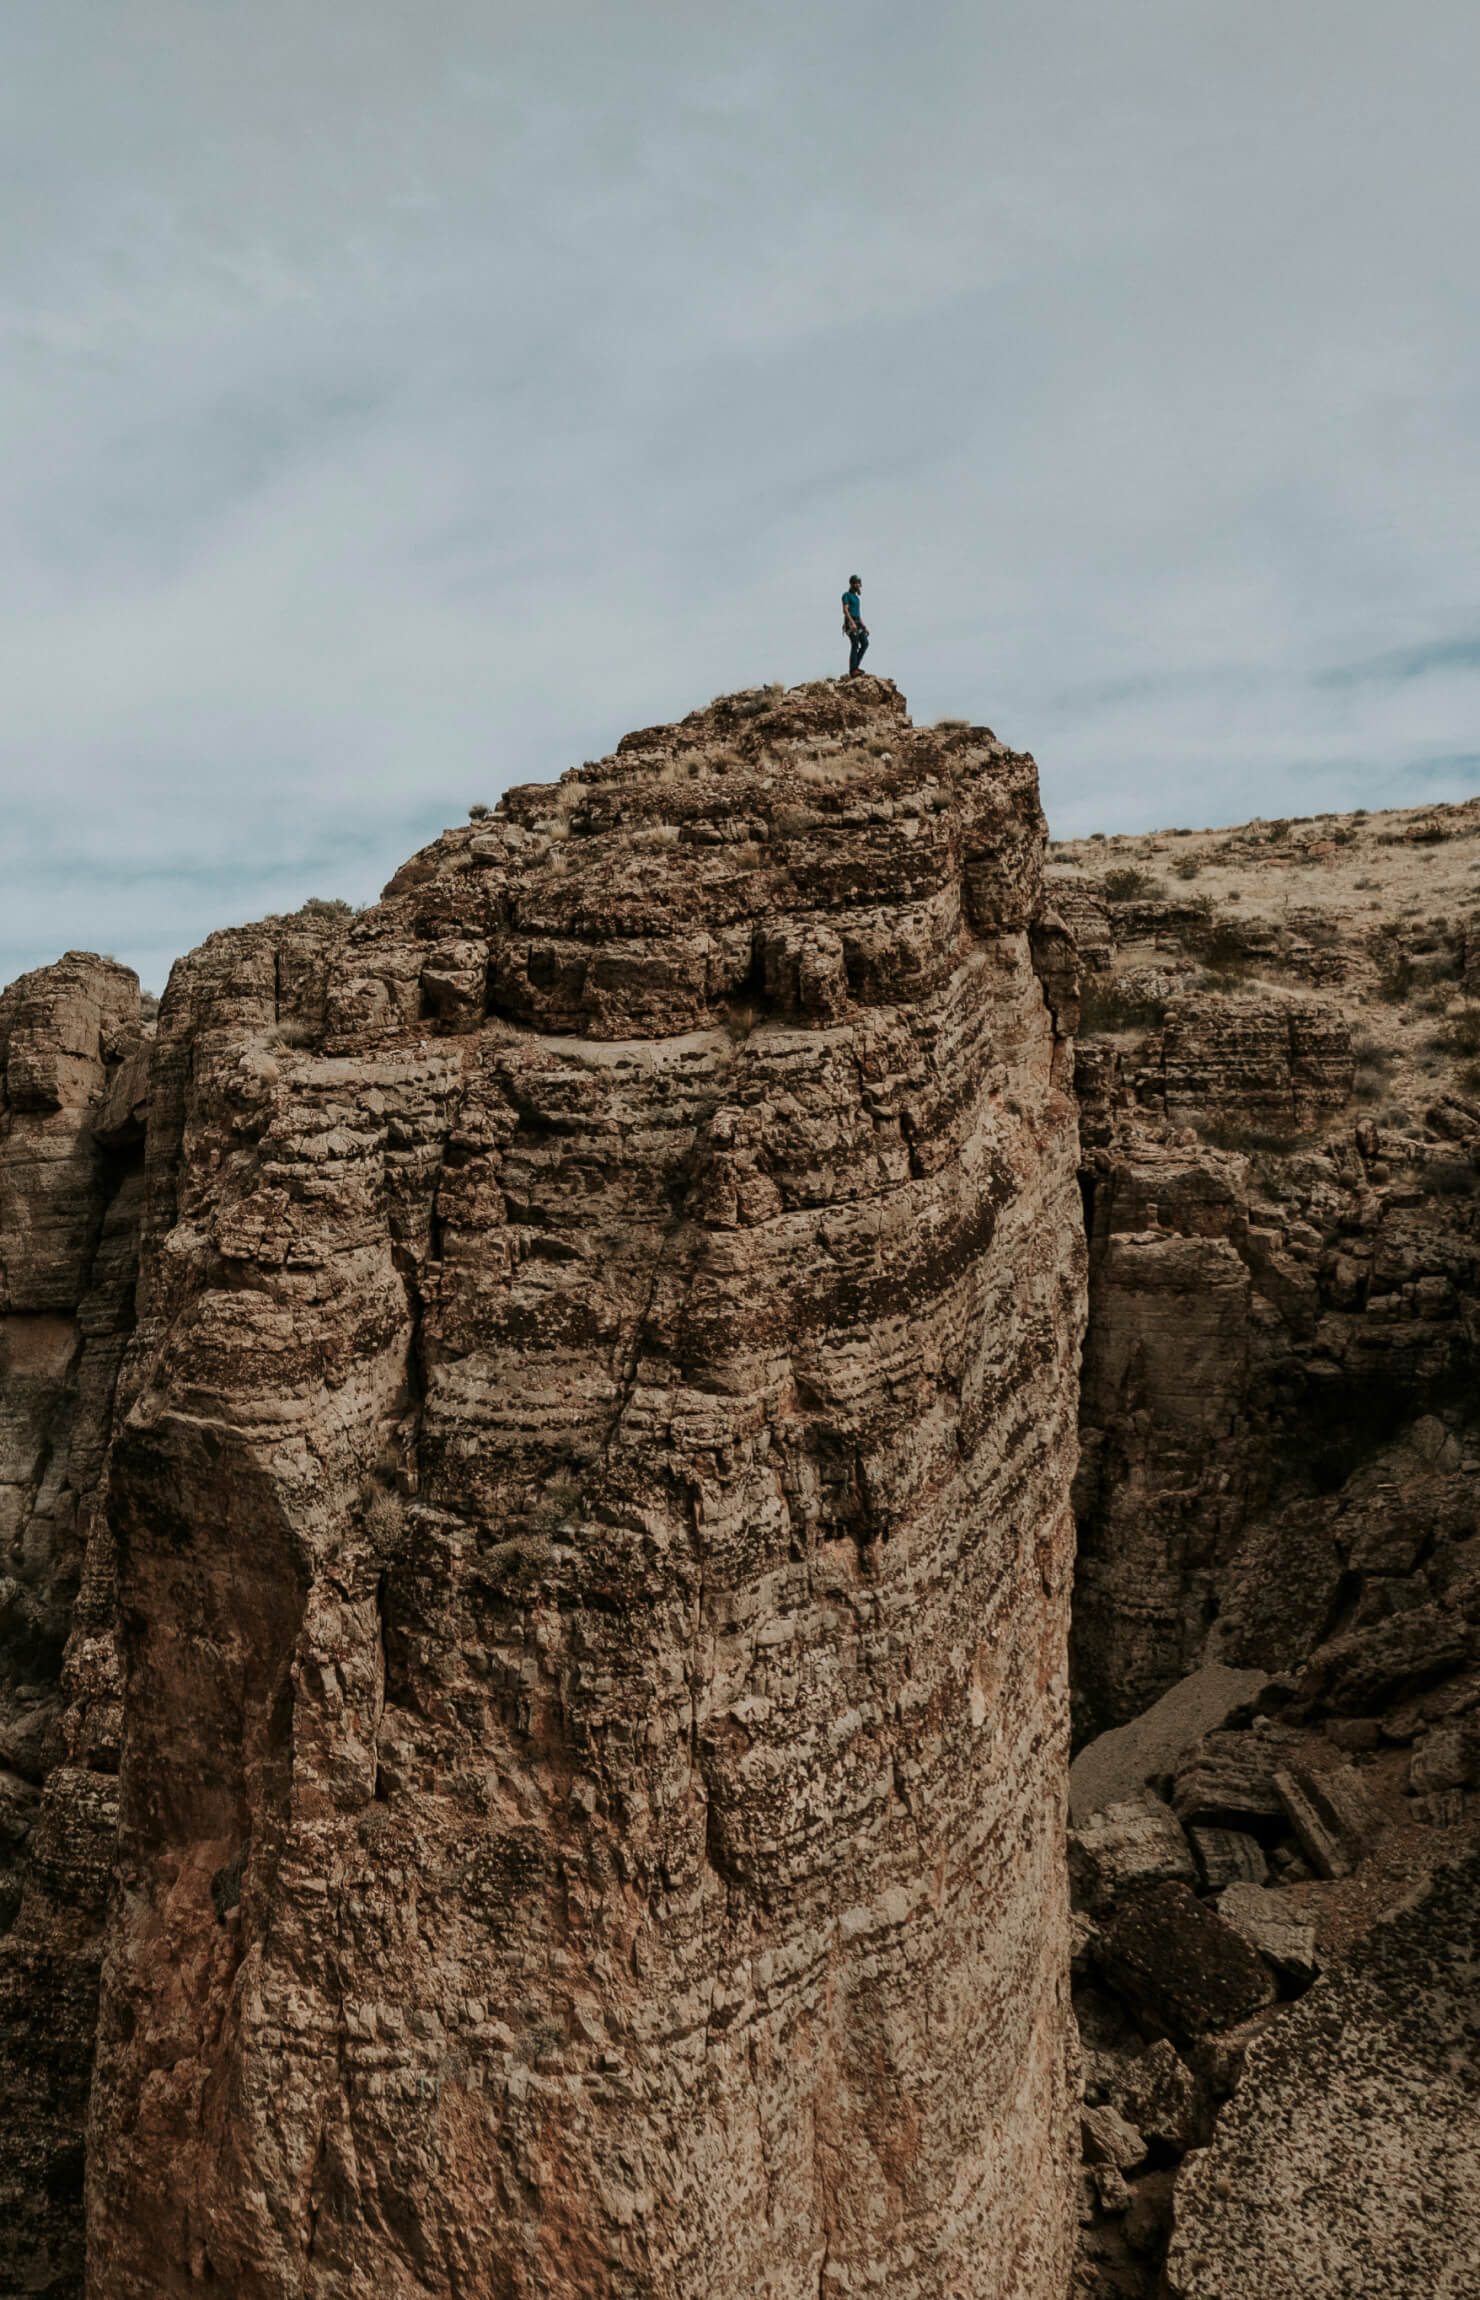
[842,575,869,675]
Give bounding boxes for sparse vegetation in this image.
[468,802,491,820]
[1174,857,1201,881]
[1266,820,1290,843]
[362,1486,405,1549]
[1434,1006,1480,1059]
[1078,977,1168,1036]
[1377,957,1415,1004]
[139,991,160,1022]
[297,896,356,922]
[1101,865,1162,903]
[1351,1030,1395,1104]
[269,1020,315,1050]
[1199,1118,1301,1154]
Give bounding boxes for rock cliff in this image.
[10,711,1480,2300]
[0,954,148,2295]
[1054,803,1480,2297]
[0,677,1086,2298]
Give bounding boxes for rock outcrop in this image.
[0,955,149,2297]
[0,678,1084,2299]
[1056,808,1480,2297]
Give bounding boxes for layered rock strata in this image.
[1053,812,1480,2295]
[0,955,150,2297]
[66,678,1085,2298]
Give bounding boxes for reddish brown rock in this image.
[73,680,1085,2300]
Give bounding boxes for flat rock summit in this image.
[2,677,1478,2299]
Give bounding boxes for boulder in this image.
[1187,1826,1268,1892]
[1408,1720,1478,1794]
[1215,1883,1319,1986]
[1171,1732,1287,1831]
[1099,1883,1278,2042]
[1118,2037,1203,2153]
[1069,1664,1271,1822]
[1272,1762,1378,1880]
[1299,1603,1471,1713]
[1069,1794,1198,1911]
[1166,1852,1480,2298]
[1081,2101,1148,2173]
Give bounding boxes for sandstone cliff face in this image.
[0,955,149,2297]
[62,678,1085,2298]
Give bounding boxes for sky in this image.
[5,2,1480,995]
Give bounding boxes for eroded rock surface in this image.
[61,678,1085,2299]
[0,954,148,2299]
[1166,1851,1480,2298]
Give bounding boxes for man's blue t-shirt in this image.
[842,588,862,623]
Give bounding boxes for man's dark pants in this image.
[849,629,869,673]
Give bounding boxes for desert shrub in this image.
[1332,826,1358,846]
[139,991,160,1021]
[1078,978,1168,1036]
[1266,820,1290,843]
[934,716,969,731]
[1174,857,1201,880]
[362,1486,405,1549]
[1203,924,1252,976]
[1355,877,1379,890]
[1377,957,1415,1003]
[269,1020,316,1050]
[1421,1157,1480,1198]
[1089,832,1108,843]
[1351,1032,1394,1103]
[468,802,491,820]
[297,896,355,922]
[1460,1061,1480,1097]
[1199,1118,1300,1154]
[1436,1006,1480,1058]
[1101,865,1162,903]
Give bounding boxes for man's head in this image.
[849,574,861,589]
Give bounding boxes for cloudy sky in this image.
[5,3,1479,993]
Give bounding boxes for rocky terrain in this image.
[2,702,1478,2299]
[1,677,1085,2299]
[1051,797,1480,2296]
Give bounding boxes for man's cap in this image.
[848,573,861,585]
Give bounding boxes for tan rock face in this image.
[0,953,148,2300]
[75,680,1085,2299]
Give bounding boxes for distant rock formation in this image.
[1054,810,1480,2296]
[0,678,1086,2298]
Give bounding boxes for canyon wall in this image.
[0,955,148,2296]
[0,677,1085,2299]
